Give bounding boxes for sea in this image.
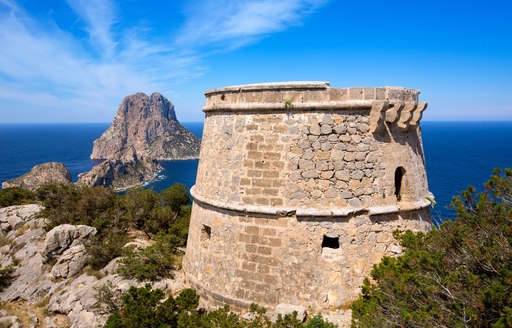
[0,121,511,221]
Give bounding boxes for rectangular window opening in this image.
[321,234,340,249]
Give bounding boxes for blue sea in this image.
[0,121,510,220]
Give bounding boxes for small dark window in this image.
[322,234,340,249]
[394,167,406,201]
[200,225,211,242]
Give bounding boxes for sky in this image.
[0,0,511,123]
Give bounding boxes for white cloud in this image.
[65,0,117,57]
[176,0,327,49]
[0,0,328,122]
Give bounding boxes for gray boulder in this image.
[51,244,87,279]
[44,224,96,259]
[0,204,43,233]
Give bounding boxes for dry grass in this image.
[83,265,105,280]
[0,298,51,327]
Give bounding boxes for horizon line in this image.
[1,119,512,124]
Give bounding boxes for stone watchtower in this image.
[183,82,432,313]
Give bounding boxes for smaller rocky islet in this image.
[1,162,72,191]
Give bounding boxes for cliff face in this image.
[91,92,200,160]
[77,154,161,189]
[2,162,72,191]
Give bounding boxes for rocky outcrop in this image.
[43,224,97,259]
[0,204,186,328]
[91,92,200,160]
[77,153,161,189]
[2,162,72,191]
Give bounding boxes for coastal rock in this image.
[90,92,200,160]
[77,153,161,189]
[1,162,72,191]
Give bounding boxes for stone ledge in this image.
[190,186,432,218]
[205,81,330,95]
[203,100,373,112]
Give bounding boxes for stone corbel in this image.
[397,102,417,130]
[409,102,428,126]
[369,101,389,134]
[385,102,404,123]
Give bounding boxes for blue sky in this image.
[0,0,510,123]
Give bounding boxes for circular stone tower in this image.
[183,82,432,312]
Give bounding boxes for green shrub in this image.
[0,187,36,207]
[304,315,337,328]
[31,182,192,275]
[87,231,129,270]
[351,168,512,328]
[104,285,338,328]
[37,184,122,231]
[121,184,191,236]
[0,264,15,291]
[161,183,190,214]
[121,188,160,232]
[117,232,179,281]
[104,285,198,328]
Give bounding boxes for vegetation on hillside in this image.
[103,285,336,328]
[351,168,512,328]
[0,187,36,208]
[0,182,191,274]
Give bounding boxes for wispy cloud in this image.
[0,0,328,122]
[65,0,117,57]
[176,0,326,49]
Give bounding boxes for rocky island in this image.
[1,162,72,191]
[78,92,201,189]
[90,92,200,161]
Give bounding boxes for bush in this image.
[87,231,129,270]
[37,184,122,232]
[104,286,337,328]
[0,187,36,207]
[161,183,190,214]
[104,285,197,328]
[121,188,160,233]
[0,264,14,291]
[117,232,180,281]
[34,182,192,271]
[121,184,191,236]
[351,168,512,328]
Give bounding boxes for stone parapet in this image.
[204,82,419,107]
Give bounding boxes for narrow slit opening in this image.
[394,166,406,201]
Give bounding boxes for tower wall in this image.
[183,82,432,312]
